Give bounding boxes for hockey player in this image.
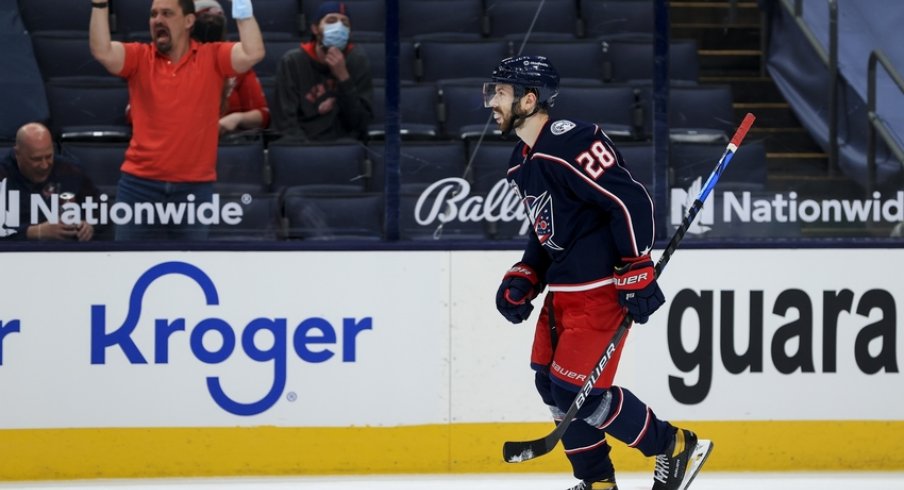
[484,56,713,490]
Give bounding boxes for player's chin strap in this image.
[505,95,541,136]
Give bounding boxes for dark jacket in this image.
[0,150,102,240]
[272,41,373,141]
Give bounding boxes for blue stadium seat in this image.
[485,0,579,38]
[268,142,369,191]
[399,192,486,240]
[670,139,768,190]
[551,84,638,140]
[209,192,282,241]
[59,141,127,196]
[399,0,484,39]
[30,33,112,79]
[415,40,510,82]
[356,40,417,82]
[615,141,654,194]
[215,141,268,193]
[437,79,502,140]
[1,14,50,141]
[579,0,655,38]
[240,0,304,38]
[282,189,383,240]
[18,0,93,33]
[465,141,512,193]
[601,38,699,83]
[514,40,606,82]
[369,141,466,192]
[111,0,151,39]
[638,84,736,142]
[258,40,302,78]
[45,77,131,142]
[369,81,440,139]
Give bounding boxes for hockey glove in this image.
[496,262,543,324]
[614,256,665,324]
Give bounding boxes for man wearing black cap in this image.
[272,1,373,142]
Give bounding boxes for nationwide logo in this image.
[670,178,904,234]
[0,179,252,228]
[0,178,20,237]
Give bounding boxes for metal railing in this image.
[866,49,904,193]
[777,0,839,172]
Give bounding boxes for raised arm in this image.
[230,0,265,74]
[88,2,125,74]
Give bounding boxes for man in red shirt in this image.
[89,0,264,240]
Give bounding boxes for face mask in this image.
[321,21,349,51]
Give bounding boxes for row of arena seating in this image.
[29,34,700,84]
[43,76,735,144]
[19,0,658,41]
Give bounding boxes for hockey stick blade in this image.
[502,113,756,464]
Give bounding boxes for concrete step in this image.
[669,1,762,25]
[701,75,783,103]
[672,23,762,51]
[733,102,799,127]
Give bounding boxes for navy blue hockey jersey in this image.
[507,119,655,291]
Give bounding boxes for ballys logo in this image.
[90,261,373,416]
[415,178,531,234]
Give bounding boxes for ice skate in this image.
[566,477,618,490]
[651,428,713,490]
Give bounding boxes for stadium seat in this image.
[301,0,386,38]
[258,40,302,78]
[268,142,369,192]
[415,40,510,82]
[215,141,268,193]
[111,0,151,39]
[369,81,440,139]
[59,141,127,196]
[551,84,639,140]
[282,189,383,240]
[485,0,579,38]
[465,141,512,193]
[637,84,736,142]
[356,40,417,82]
[240,0,304,38]
[579,0,655,38]
[437,79,502,140]
[670,139,768,190]
[399,192,486,240]
[209,192,282,241]
[601,38,699,83]
[615,141,655,193]
[18,0,93,33]
[369,141,466,192]
[44,77,131,141]
[30,33,112,79]
[512,40,606,82]
[399,0,484,39]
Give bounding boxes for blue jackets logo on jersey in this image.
[90,261,374,416]
[525,191,563,250]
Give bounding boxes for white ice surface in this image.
[1,473,903,490]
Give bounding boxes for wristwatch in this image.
[91,1,109,8]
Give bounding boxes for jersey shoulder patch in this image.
[549,119,577,135]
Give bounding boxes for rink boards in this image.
[0,249,902,479]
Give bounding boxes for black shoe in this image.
[651,428,714,490]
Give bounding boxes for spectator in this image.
[273,1,373,142]
[89,0,265,241]
[0,123,99,241]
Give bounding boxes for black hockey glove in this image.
[495,262,544,324]
[614,256,665,324]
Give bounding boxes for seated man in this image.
[0,123,101,241]
[273,1,373,142]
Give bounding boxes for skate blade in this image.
[679,439,714,490]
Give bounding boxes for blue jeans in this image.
[114,173,214,242]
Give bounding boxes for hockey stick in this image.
[503,112,756,464]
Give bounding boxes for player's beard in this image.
[154,24,173,54]
[495,104,526,134]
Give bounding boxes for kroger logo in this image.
[90,261,373,416]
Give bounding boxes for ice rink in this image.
[2,473,904,490]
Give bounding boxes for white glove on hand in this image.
[232,0,253,19]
